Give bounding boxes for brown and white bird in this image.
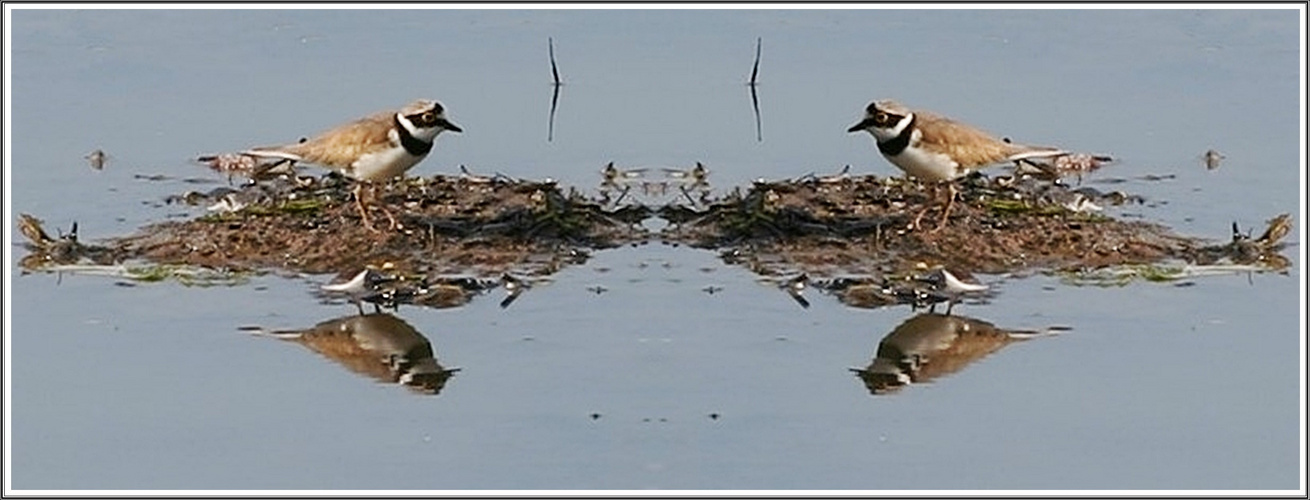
[848,99,1066,229]
[239,99,462,230]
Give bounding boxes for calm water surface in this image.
[6,7,1305,492]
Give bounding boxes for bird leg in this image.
[374,183,400,231]
[352,182,402,233]
[931,183,959,233]
[353,183,379,233]
[909,181,943,232]
[909,182,929,231]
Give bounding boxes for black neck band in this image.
[395,116,433,156]
[877,115,915,156]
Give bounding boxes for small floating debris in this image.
[1138,174,1177,182]
[85,149,107,170]
[1203,149,1225,170]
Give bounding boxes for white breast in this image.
[348,129,426,181]
[882,131,960,182]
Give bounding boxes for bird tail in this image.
[240,146,303,163]
[1006,145,1068,162]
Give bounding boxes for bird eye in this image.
[874,112,888,122]
[421,112,436,122]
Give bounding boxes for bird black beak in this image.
[439,119,463,133]
[847,118,874,133]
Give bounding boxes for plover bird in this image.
[848,99,1066,230]
[220,99,461,231]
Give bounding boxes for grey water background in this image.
[6,7,1303,491]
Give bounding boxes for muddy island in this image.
[17,163,1293,311]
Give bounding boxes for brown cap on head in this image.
[871,99,909,115]
[849,99,910,133]
[401,99,440,115]
[854,99,906,132]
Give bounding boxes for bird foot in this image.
[355,199,383,234]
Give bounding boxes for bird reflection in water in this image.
[850,312,1061,395]
[250,312,459,395]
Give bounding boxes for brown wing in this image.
[913,111,1021,168]
[268,111,397,169]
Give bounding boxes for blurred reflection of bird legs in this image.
[781,273,810,309]
[499,273,530,309]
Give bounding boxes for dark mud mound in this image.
[657,171,1291,309]
[122,173,649,276]
[17,166,1293,311]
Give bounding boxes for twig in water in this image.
[548,37,563,142]
[748,37,762,142]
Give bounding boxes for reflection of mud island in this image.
[18,164,1292,309]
